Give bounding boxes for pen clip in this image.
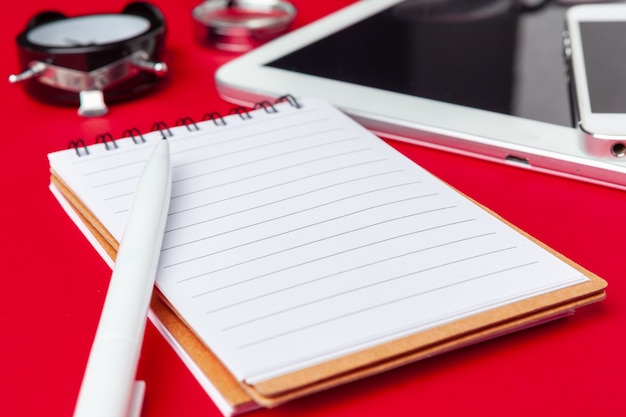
[127,381,146,417]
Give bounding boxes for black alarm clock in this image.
[9,2,168,116]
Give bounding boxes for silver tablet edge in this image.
[214,0,626,190]
[217,79,626,191]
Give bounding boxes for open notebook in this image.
[48,97,606,416]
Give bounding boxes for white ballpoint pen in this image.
[73,139,172,417]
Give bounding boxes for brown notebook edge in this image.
[50,172,607,411]
[244,282,605,406]
[242,187,607,404]
[50,174,257,413]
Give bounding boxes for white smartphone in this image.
[217,0,626,190]
[565,4,626,158]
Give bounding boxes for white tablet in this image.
[216,0,626,190]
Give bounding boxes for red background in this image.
[1,1,625,416]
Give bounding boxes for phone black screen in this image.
[580,21,626,113]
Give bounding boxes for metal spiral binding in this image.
[67,94,302,156]
[122,128,146,144]
[276,94,301,108]
[68,138,90,156]
[228,106,252,120]
[95,133,119,151]
[254,100,278,113]
[151,121,173,139]
[202,111,226,126]
[175,117,200,132]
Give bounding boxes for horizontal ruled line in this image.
[72,103,317,168]
[171,146,370,200]
[94,138,366,202]
[237,260,535,349]
[173,125,344,171]
[165,202,453,268]
[105,191,137,202]
[165,191,435,251]
[164,180,422,235]
[176,218,476,284]
[202,232,496,309]
[93,135,358,190]
[87,159,146,179]
[83,110,333,185]
[170,113,327,156]
[166,159,394,215]
[75,145,151,169]
[223,245,516,330]
[172,137,360,185]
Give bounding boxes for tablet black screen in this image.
[267,0,577,127]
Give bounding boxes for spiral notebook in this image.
[48,97,606,416]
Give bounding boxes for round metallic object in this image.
[192,0,297,52]
[9,2,168,116]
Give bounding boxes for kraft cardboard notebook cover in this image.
[48,97,607,415]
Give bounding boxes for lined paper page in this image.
[49,98,589,383]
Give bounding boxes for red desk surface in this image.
[1,1,625,416]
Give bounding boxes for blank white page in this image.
[48,97,588,383]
